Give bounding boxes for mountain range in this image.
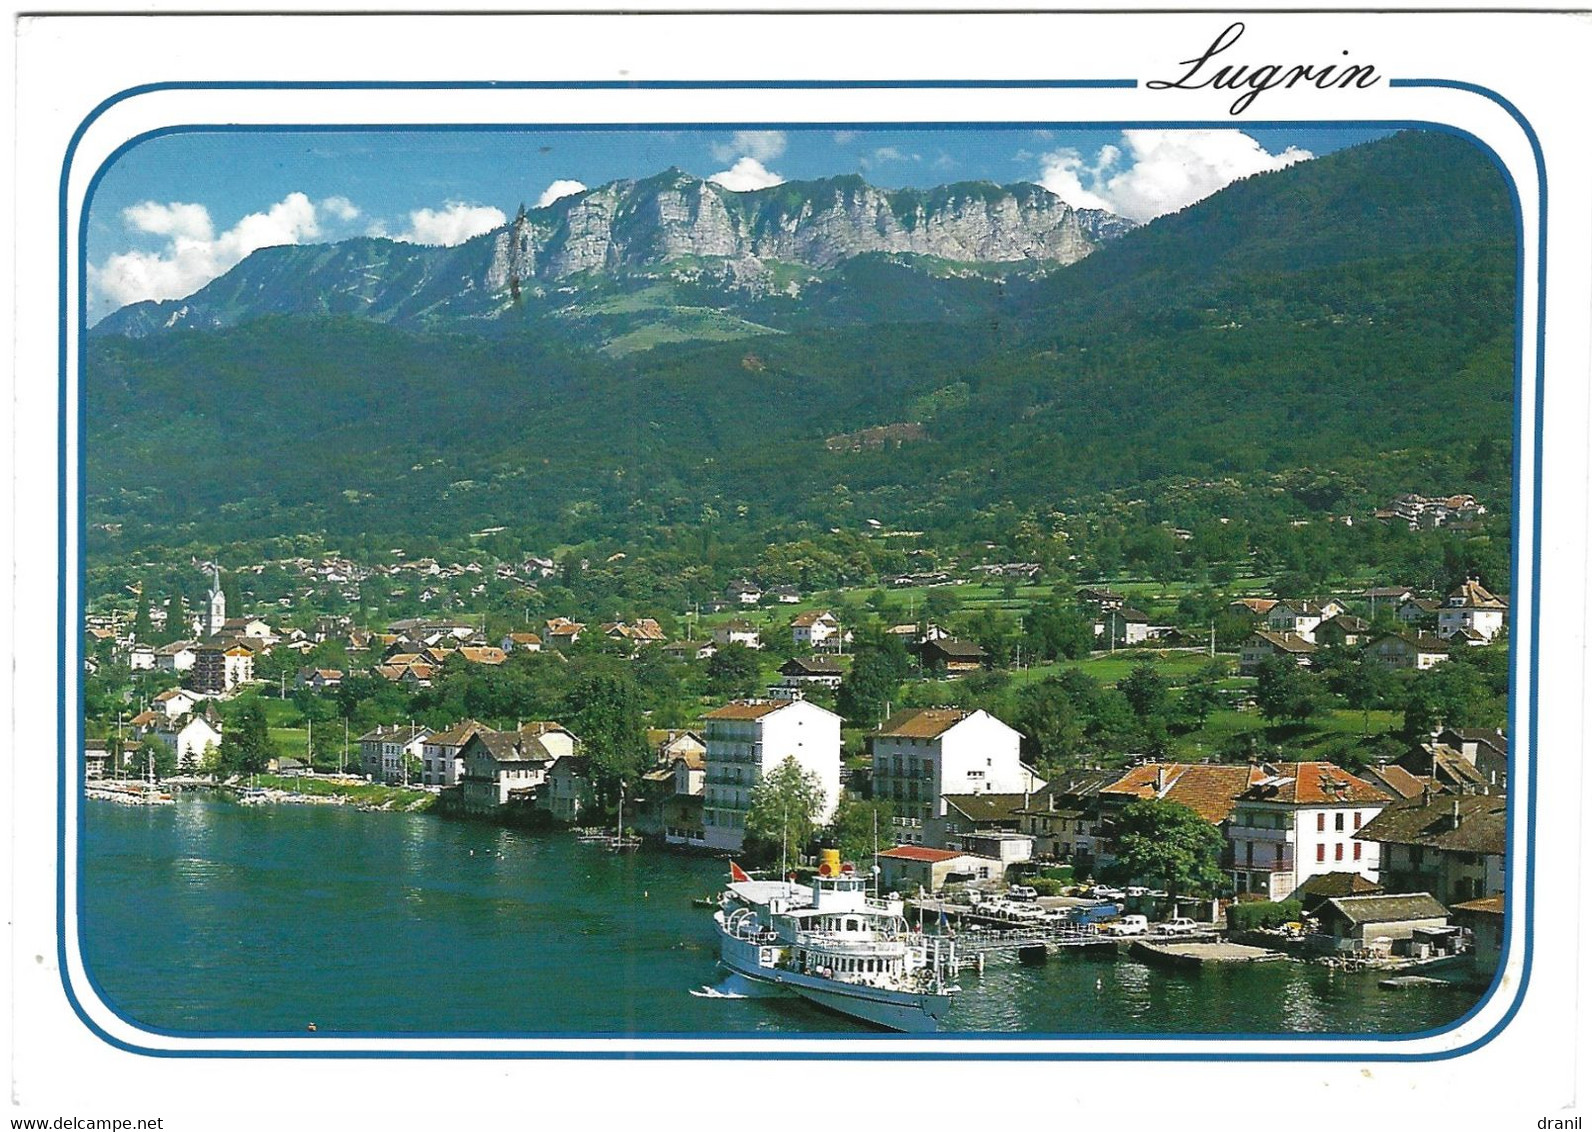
[85,130,1517,558]
[94,171,1134,347]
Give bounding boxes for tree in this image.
[825,791,895,867]
[706,642,761,698]
[1253,656,1323,724]
[1108,798,1227,897]
[744,756,827,867]
[216,698,272,776]
[132,589,154,645]
[1118,661,1169,721]
[561,670,648,805]
[838,636,910,727]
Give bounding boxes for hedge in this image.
[1226,900,1303,932]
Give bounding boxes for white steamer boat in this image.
[713,858,958,1033]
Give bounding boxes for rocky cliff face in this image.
[486,170,1130,290]
[98,170,1133,337]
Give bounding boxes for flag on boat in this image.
[730,861,752,883]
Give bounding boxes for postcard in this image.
[10,7,1590,1130]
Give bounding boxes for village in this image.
[81,502,1511,994]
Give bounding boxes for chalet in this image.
[1364,631,1450,670]
[1228,597,1279,619]
[1355,792,1507,906]
[500,632,543,653]
[457,645,509,666]
[791,610,844,651]
[779,655,844,690]
[1362,586,1416,607]
[1396,597,1442,626]
[1436,578,1508,643]
[456,729,562,813]
[1076,587,1126,612]
[767,585,802,604]
[710,619,762,650]
[1226,762,1392,901]
[1265,600,1341,642]
[1314,615,1371,648]
[602,619,668,645]
[295,668,343,691]
[1239,630,1316,674]
[1101,607,1151,647]
[544,618,585,648]
[916,637,988,675]
[648,729,707,764]
[154,640,198,673]
[726,580,763,605]
[151,686,203,720]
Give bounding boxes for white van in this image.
[1007,885,1039,902]
[1105,915,1149,936]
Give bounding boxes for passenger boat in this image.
[712,852,959,1033]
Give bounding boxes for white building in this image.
[1436,578,1507,643]
[871,708,1030,833]
[1265,600,1341,643]
[1227,762,1393,902]
[791,610,844,651]
[151,686,203,720]
[701,698,842,852]
[153,713,223,771]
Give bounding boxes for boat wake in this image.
[690,971,781,1000]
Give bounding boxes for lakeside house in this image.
[1225,762,1392,902]
[455,728,571,814]
[701,698,842,852]
[871,708,1033,845]
[1353,791,1506,906]
[1312,893,1451,954]
[358,724,432,785]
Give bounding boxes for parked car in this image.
[1124,886,1149,898]
[1160,917,1201,935]
[1007,885,1039,902]
[1090,885,1125,901]
[1104,915,1149,936]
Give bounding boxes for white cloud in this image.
[321,195,361,222]
[832,131,860,145]
[870,147,918,164]
[1035,130,1313,222]
[707,157,786,193]
[91,192,324,311]
[711,130,787,163]
[391,202,507,246]
[536,179,588,209]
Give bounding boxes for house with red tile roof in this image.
[876,845,1007,893]
[1228,762,1392,901]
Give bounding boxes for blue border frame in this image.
[57,78,1544,1061]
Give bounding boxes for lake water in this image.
[80,796,1484,1039]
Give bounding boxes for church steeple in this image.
[207,564,226,637]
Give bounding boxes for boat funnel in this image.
[818,848,841,877]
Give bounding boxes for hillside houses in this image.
[1239,630,1316,674]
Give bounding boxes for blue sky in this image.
[88,125,1393,320]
